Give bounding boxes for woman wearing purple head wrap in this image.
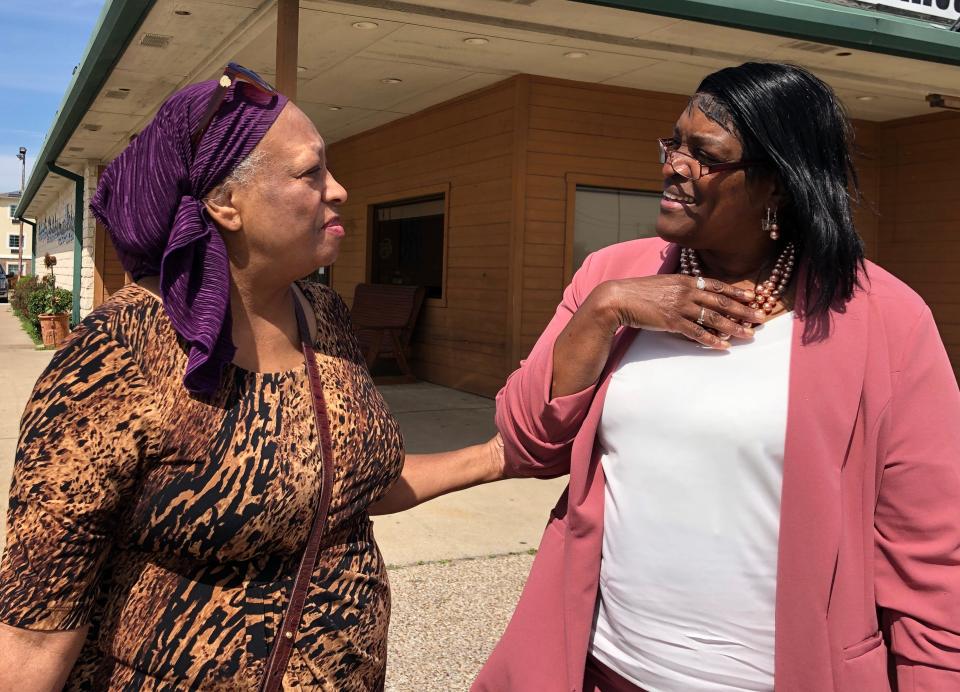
[0,65,507,690]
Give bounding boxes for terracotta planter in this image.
[38,313,70,348]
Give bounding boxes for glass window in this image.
[573,186,661,272]
[8,205,16,219]
[8,234,20,250]
[7,262,19,276]
[371,195,445,299]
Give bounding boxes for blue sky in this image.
[0,0,104,195]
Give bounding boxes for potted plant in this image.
[31,254,72,348]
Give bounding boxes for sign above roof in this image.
[857,0,960,21]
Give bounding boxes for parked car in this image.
[0,273,8,302]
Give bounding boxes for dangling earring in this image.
[762,207,779,240]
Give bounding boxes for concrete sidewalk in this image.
[373,384,567,690]
[0,304,55,543]
[373,383,566,566]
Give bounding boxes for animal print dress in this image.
[0,282,404,690]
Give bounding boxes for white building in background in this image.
[1,191,32,277]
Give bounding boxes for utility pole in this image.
[15,147,26,276]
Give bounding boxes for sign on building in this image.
[858,0,960,20]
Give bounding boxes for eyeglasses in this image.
[657,137,763,181]
[190,62,279,154]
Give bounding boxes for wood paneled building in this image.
[15,0,960,395]
[328,75,960,395]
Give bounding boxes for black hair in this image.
[693,62,866,322]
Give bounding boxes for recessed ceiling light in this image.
[835,51,852,57]
[352,21,379,30]
[564,51,588,59]
[856,95,876,102]
[174,9,191,16]
[297,65,307,72]
[328,106,342,111]
[381,77,402,84]
[463,37,489,45]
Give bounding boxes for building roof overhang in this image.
[577,0,960,66]
[17,0,960,219]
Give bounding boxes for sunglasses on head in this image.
[190,62,278,154]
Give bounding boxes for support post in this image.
[276,0,299,101]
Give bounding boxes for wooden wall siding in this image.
[324,74,957,396]
[92,165,129,309]
[875,111,960,381]
[518,77,689,356]
[328,79,519,396]
[852,121,881,261]
[92,223,129,307]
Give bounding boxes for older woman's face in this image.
[655,104,772,252]
[233,104,347,278]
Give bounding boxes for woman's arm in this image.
[0,624,87,691]
[0,326,158,683]
[369,435,505,515]
[874,307,960,687]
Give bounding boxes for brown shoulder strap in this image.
[260,291,336,692]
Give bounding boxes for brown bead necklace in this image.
[680,243,797,325]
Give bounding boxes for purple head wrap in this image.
[90,79,288,396]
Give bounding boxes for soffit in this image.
[249,0,960,141]
[27,0,269,217]
[30,0,960,215]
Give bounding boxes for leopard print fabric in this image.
[0,282,404,690]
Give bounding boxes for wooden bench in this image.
[350,283,427,381]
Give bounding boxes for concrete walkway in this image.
[0,304,54,545]
[372,384,567,690]
[373,383,566,566]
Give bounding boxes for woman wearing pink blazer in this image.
[475,63,960,692]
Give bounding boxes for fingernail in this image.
[755,310,765,318]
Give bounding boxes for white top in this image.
[589,313,794,692]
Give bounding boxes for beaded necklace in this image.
[679,243,796,324]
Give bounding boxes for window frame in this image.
[8,234,20,250]
[563,173,662,285]
[365,183,451,308]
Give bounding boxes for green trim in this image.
[47,164,84,326]
[573,0,960,66]
[15,0,157,219]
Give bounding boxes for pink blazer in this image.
[474,238,960,692]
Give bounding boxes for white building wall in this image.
[35,185,77,295]
[80,163,99,316]
[31,164,101,317]
[0,193,32,276]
